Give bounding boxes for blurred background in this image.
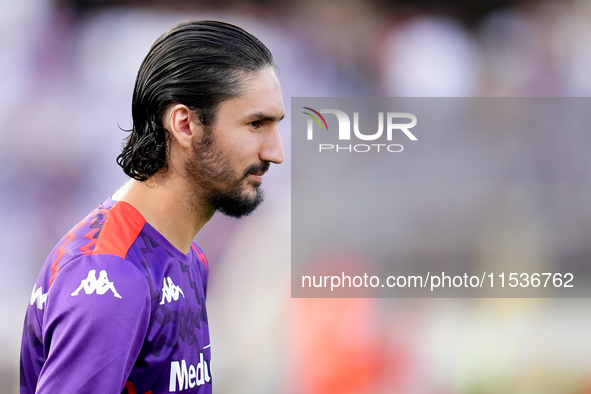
[2,0,591,392]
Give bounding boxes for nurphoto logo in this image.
[302,107,418,153]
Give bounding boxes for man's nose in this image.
[259,125,284,164]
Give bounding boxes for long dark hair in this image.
[117,20,274,181]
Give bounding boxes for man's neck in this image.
[112,176,214,255]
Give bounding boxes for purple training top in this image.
[20,198,212,394]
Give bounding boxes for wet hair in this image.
[117,20,275,181]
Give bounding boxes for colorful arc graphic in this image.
[302,107,329,131]
[303,112,323,130]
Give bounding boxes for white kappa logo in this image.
[30,284,48,310]
[160,276,185,305]
[71,269,122,298]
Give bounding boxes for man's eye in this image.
[249,121,261,128]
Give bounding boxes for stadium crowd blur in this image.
[2,0,591,392]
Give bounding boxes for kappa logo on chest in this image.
[160,276,185,305]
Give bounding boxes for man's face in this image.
[186,67,285,218]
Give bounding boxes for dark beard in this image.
[186,129,268,218]
[208,163,266,218]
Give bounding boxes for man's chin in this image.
[211,188,265,218]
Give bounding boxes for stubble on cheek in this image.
[184,130,265,218]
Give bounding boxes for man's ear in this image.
[163,104,202,149]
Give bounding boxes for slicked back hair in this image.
[117,20,275,181]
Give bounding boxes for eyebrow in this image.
[248,112,285,122]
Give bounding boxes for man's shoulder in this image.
[92,199,146,259]
[62,199,148,259]
[40,199,148,289]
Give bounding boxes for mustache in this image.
[241,162,270,180]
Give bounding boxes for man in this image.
[20,20,284,393]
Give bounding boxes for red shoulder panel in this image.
[93,201,146,259]
[191,243,209,271]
